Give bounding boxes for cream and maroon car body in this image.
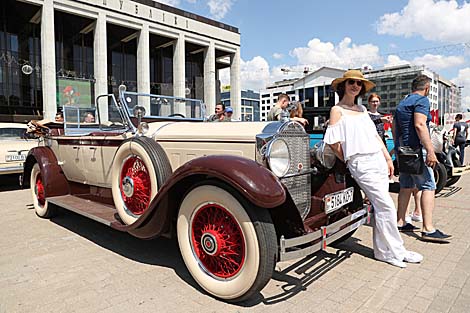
[24,87,369,302]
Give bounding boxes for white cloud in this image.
[377,0,470,43]
[207,0,233,20]
[219,56,271,91]
[154,0,181,6]
[384,55,410,67]
[412,54,465,70]
[272,53,284,60]
[452,67,470,111]
[289,37,381,69]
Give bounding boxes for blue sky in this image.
[159,0,470,108]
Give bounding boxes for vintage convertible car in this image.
[0,122,37,177]
[24,86,369,302]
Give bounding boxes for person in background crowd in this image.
[83,112,95,123]
[55,111,64,123]
[208,103,226,122]
[324,69,422,268]
[367,93,391,145]
[290,102,308,119]
[405,189,423,224]
[452,113,468,165]
[393,74,452,242]
[225,107,233,122]
[267,94,308,125]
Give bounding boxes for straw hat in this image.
[331,69,375,92]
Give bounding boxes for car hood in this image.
[148,121,272,142]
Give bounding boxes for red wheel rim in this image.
[191,204,245,278]
[35,173,46,206]
[120,156,151,215]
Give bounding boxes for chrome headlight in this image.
[267,138,290,177]
[311,140,336,169]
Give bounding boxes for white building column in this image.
[137,22,150,113]
[230,48,241,120]
[94,11,108,121]
[203,41,216,116]
[173,33,185,114]
[40,0,56,120]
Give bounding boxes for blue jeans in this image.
[399,149,436,191]
[455,143,465,165]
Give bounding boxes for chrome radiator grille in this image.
[278,122,311,219]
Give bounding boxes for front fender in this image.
[170,155,286,208]
[125,155,287,239]
[24,147,69,197]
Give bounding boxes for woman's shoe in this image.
[411,214,423,222]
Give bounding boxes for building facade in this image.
[0,0,241,122]
[259,67,344,127]
[221,89,260,121]
[363,64,461,123]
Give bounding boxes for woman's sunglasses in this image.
[347,79,363,87]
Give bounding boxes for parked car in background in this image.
[23,86,369,302]
[0,123,37,179]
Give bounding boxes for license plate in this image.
[324,187,354,214]
[5,154,26,162]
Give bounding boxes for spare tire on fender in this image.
[111,137,172,225]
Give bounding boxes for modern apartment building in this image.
[363,64,461,123]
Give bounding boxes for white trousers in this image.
[347,151,407,262]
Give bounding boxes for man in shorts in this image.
[393,74,452,243]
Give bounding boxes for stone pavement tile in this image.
[326,287,354,303]
[416,285,440,300]
[405,296,433,313]
[433,261,458,279]
[438,284,461,302]
[385,276,408,290]
[405,276,427,290]
[428,294,456,313]
[448,296,470,313]
[445,269,469,289]
[362,287,396,310]
[392,286,419,299]
[382,297,410,313]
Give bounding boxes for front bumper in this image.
[0,164,23,175]
[279,205,371,262]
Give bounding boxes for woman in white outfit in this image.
[324,70,423,268]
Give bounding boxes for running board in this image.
[48,195,122,227]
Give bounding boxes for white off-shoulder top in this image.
[324,104,381,161]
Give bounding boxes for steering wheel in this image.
[168,113,185,118]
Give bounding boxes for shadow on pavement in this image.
[252,249,353,306]
[435,186,462,198]
[50,209,202,293]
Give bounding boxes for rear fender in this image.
[23,147,69,197]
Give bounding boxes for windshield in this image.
[121,92,206,120]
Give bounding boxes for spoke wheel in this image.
[191,204,245,279]
[112,137,172,225]
[30,163,56,218]
[177,182,276,302]
[120,156,151,215]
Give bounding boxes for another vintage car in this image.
[24,86,369,302]
[0,122,37,177]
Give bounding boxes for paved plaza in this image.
[0,173,469,313]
